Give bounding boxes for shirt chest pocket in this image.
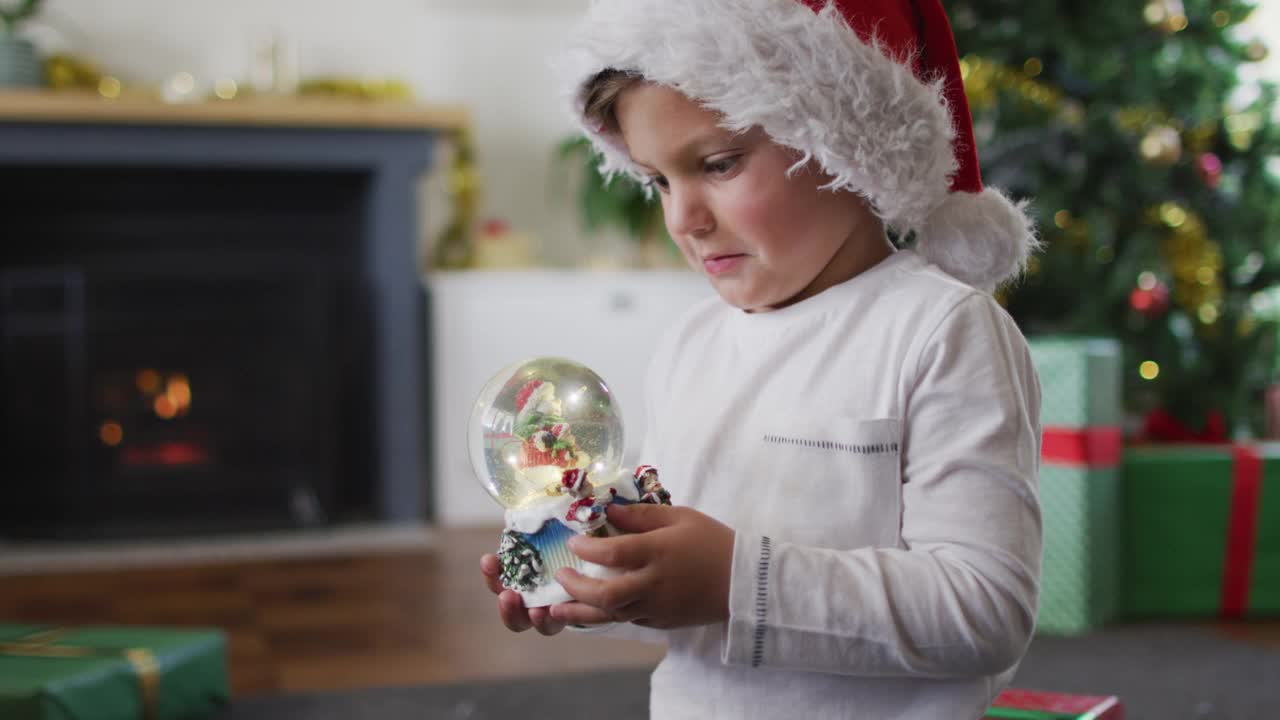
[739,416,902,549]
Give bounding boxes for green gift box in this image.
[0,625,229,720]
[1028,337,1123,635]
[1123,444,1280,617]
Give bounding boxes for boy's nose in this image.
[664,186,715,239]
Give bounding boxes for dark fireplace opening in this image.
[1,165,384,540]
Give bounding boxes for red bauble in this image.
[1129,283,1170,317]
[1197,152,1223,189]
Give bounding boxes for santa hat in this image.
[514,380,547,413]
[556,0,1040,291]
[514,380,560,430]
[561,468,588,495]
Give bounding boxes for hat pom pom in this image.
[915,187,1041,292]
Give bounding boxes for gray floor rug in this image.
[225,623,1280,719]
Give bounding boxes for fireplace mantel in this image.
[0,89,468,131]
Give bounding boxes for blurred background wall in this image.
[22,0,1280,269]
[28,0,599,267]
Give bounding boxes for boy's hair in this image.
[582,69,644,135]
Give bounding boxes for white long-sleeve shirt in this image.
[614,249,1043,719]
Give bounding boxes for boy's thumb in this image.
[606,502,672,533]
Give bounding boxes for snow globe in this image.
[469,357,670,607]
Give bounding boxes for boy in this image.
[482,1,1042,717]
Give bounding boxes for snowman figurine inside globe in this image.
[469,357,671,607]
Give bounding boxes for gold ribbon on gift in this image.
[0,627,161,720]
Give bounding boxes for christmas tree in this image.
[497,530,544,593]
[949,0,1280,438]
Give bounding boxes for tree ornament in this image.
[1148,205,1224,323]
[1184,121,1219,155]
[497,530,545,593]
[1197,153,1223,188]
[959,55,1062,115]
[1246,40,1269,63]
[431,129,480,270]
[1130,283,1170,318]
[43,52,103,90]
[1226,111,1262,152]
[1140,125,1183,166]
[1143,0,1188,33]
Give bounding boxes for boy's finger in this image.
[549,601,616,626]
[483,573,505,596]
[555,567,648,611]
[605,502,676,533]
[567,533,649,569]
[497,590,533,632]
[529,606,566,636]
[480,555,505,595]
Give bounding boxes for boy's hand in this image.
[479,553,567,636]
[549,503,735,629]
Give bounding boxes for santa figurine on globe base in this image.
[469,357,671,607]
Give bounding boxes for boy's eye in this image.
[705,156,740,175]
[646,175,670,193]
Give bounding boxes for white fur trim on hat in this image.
[916,187,1042,291]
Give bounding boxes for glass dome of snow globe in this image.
[468,357,625,511]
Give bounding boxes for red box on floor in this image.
[983,688,1124,719]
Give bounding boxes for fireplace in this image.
[3,260,363,538]
[0,116,440,540]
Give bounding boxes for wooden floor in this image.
[2,526,1277,698]
[0,526,663,696]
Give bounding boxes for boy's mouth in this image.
[703,254,747,275]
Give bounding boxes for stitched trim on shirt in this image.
[762,435,899,455]
[752,536,772,669]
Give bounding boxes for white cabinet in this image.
[426,270,711,525]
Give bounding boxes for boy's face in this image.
[615,83,885,312]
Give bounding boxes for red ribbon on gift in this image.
[1041,427,1123,467]
[986,689,1124,720]
[1221,445,1263,619]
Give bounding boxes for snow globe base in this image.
[503,520,626,608]
[496,470,637,608]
